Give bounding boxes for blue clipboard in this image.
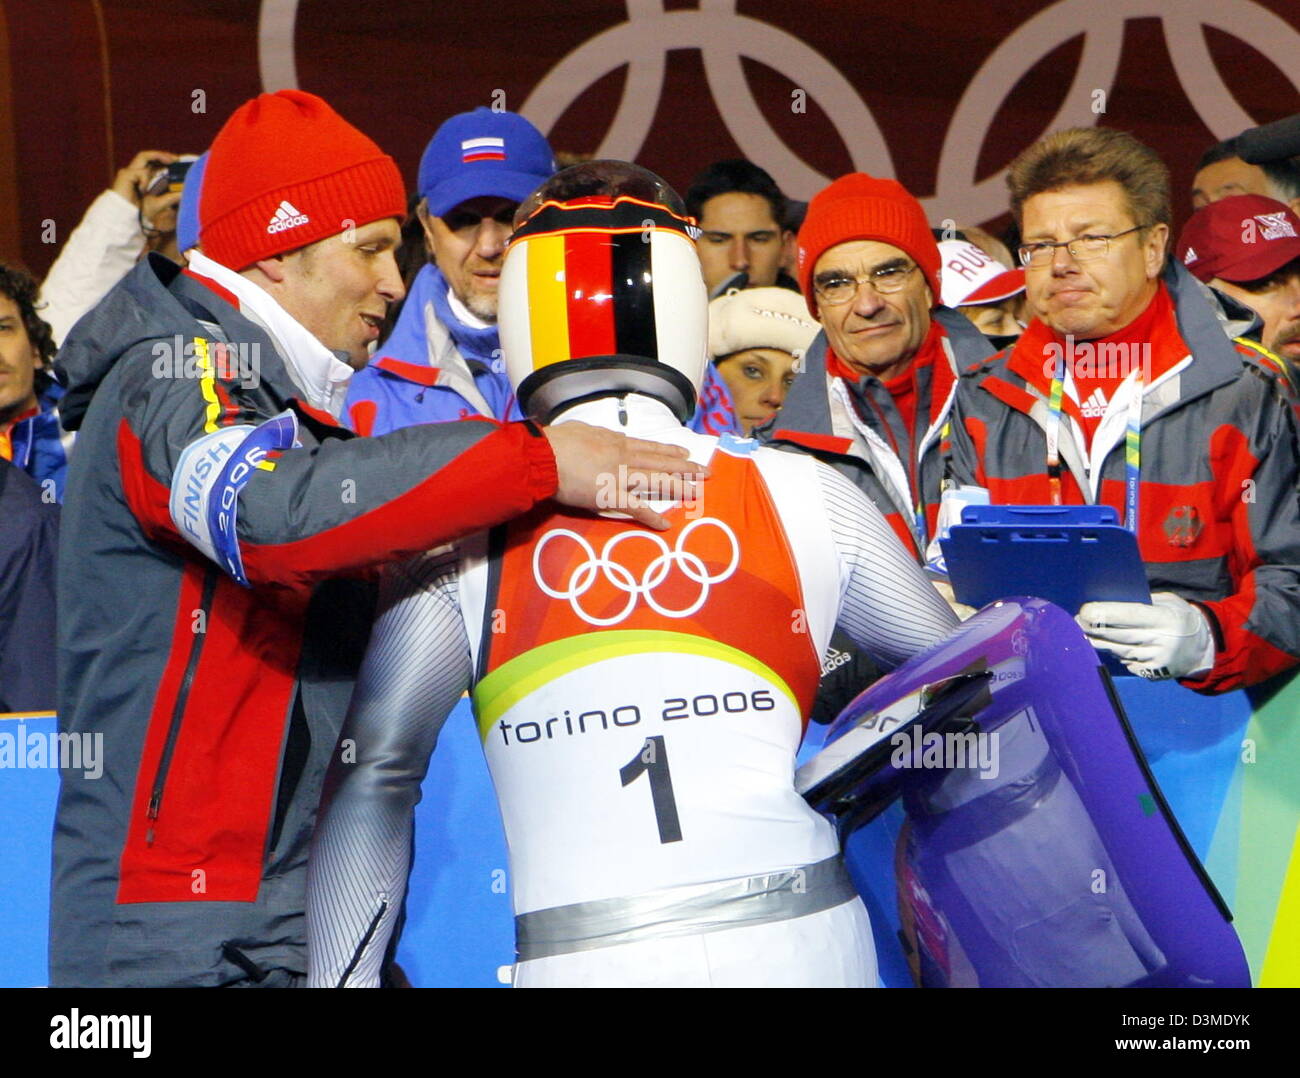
[940,504,1152,614]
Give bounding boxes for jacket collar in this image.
[772,304,991,452]
[169,263,332,421]
[382,262,500,367]
[185,251,353,419]
[1004,282,1180,387]
[933,303,997,370]
[370,356,445,387]
[1164,257,1261,403]
[370,262,497,416]
[993,262,1248,422]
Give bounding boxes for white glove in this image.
[1075,592,1216,680]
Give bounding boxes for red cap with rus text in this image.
[796,173,941,315]
[199,90,406,271]
[1176,194,1300,284]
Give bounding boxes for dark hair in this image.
[685,159,787,227]
[0,262,56,367]
[517,160,686,222]
[1197,139,1300,204]
[1197,140,1239,173]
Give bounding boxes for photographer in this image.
[38,149,193,345]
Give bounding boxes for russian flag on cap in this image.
[463,136,506,163]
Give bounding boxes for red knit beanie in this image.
[796,173,941,315]
[199,90,406,270]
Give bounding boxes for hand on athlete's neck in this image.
[543,422,708,531]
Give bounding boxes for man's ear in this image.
[253,254,288,283]
[1145,223,1170,279]
[780,229,797,273]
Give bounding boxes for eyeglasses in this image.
[813,263,918,304]
[1017,225,1148,267]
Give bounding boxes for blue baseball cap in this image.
[417,108,555,218]
[176,150,208,253]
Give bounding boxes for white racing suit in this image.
[307,394,957,987]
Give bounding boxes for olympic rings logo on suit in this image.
[532,517,741,626]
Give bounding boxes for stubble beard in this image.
[465,291,499,324]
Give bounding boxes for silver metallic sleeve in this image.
[306,546,472,987]
[815,462,959,666]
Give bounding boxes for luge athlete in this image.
[307,163,957,988]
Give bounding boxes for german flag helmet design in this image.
[499,160,708,423]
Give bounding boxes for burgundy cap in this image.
[1176,194,1300,284]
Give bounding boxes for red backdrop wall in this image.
[2,0,1298,275]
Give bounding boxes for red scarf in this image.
[826,321,953,451]
[1009,283,1187,448]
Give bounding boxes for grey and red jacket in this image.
[943,261,1300,694]
[50,254,558,986]
[764,306,994,560]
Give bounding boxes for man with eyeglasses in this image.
[943,127,1300,692]
[763,173,994,564]
[345,109,555,435]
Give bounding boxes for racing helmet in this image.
[499,160,708,423]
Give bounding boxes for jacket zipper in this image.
[146,566,218,845]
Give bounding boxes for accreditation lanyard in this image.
[909,370,935,544]
[841,371,931,551]
[1044,362,1143,534]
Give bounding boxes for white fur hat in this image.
[708,286,820,362]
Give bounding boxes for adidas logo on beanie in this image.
[267,200,310,234]
[198,90,405,270]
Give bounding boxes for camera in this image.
[145,157,195,198]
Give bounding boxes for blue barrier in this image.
[2,673,1286,987]
[0,713,57,987]
[0,702,514,988]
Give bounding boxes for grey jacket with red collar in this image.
[764,305,994,560]
[50,254,557,986]
[942,261,1300,693]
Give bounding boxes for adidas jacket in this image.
[49,254,557,986]
[944,261,1300,693]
